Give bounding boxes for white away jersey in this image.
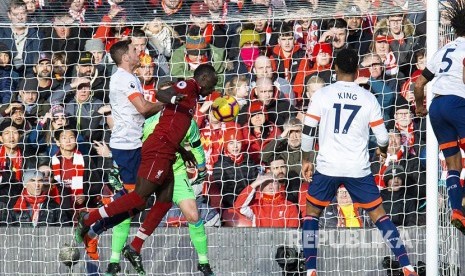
[303,81,387,177]
[109,68,145,150]
[427,37,465,98]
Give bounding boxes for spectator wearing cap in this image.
[51,126,103,211]
[189,1,227,49]
[233,172,300,228]
[65,80,107,149]
[31,52,60,101]
[392,96,425,157]
[306,42,334,84]
[238,77,298,131]
[170,26,226,90]
[71,51,110,103]
[224,29,262,83]
[5,169,72,226]
[0,0,43,76]
[375,10,418,76]
[5,78,50,124]
[212,127,260,209]
[345,4,373,56]
[269,24,311,102]
[41,14,90,68]
[0,42,19,104]
[380,164,425,226]
[0,119,24,206]
[85,39,108,66]
[27,104,87,158]
[356,53,396,121]
[242,100,281,164]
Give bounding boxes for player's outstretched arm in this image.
[156,86,186,104]
[130,94,165,118]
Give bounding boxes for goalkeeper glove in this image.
[108,161,124,191]
[191,168,207,186]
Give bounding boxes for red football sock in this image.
[131,202,172,253]
[84,192,145,227]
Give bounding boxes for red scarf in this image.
[13,189,47,226]
[374,147,404,188]
[0,145,22,182]
[203,24,214,45]
[52,149,85,195]
[396,122,415,155]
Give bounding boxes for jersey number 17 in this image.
[333,104,361,134]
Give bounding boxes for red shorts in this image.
[137,154,174,184]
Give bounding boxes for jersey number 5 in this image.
[439,48,456,73]
[333,104,361,134]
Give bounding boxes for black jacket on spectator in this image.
[212,153,259,208]
[2,196,72,226]
[0,27,43,76]
[41,27,90,67]
[381,188,424,226]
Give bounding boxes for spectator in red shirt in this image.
[234,172,300,228]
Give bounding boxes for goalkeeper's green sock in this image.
[188,219,209,264]
[109,217,131,263]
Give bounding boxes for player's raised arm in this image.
[129,94,165,118]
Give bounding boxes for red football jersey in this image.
[142,79,201,159]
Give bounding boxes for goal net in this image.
[0,0,460,275]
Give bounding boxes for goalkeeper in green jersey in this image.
[102,112,214,276]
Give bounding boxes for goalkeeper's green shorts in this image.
[172,171,196,205]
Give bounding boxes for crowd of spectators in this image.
[0,0,433,228]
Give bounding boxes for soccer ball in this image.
[211,95,240,122]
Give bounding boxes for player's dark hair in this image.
[193,64,216,80]
[444,0,465,36]
[335,48,359,74]
[110,39,132,66]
